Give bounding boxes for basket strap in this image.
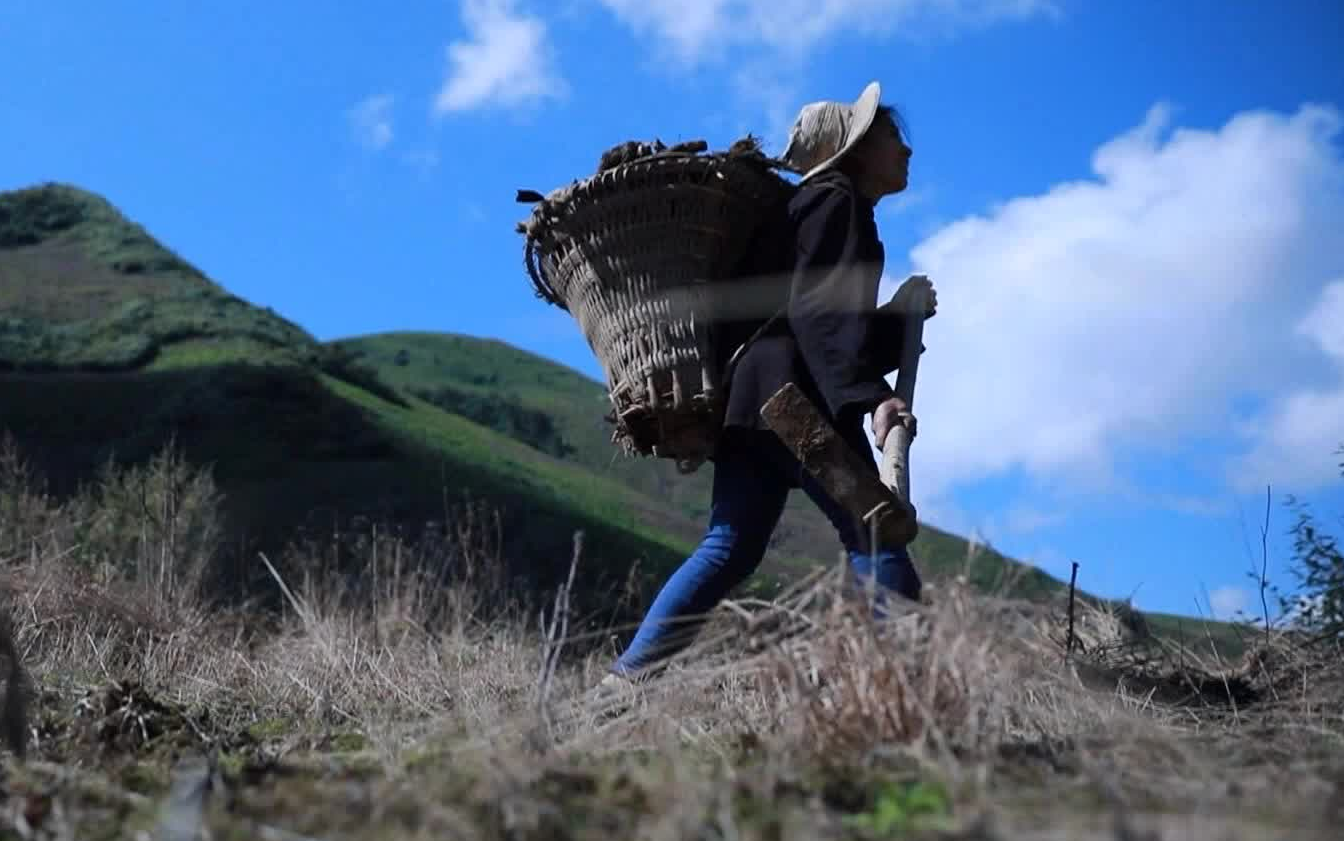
[719,302,788,398]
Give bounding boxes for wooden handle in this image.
[880,278,930,533]
[881,424,912,505]
[891,278,930,411]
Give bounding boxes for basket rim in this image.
[519,146,796,236]
[519,148,797,307]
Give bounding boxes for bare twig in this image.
[535,530,582,744]
[259,552,310,626]
[1259,484,1273,646]
[1065,561,1080,664]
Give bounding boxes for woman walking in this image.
[607,81,937,683]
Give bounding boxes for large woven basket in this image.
[517,139,796,471]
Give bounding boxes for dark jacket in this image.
[710,170,909,469]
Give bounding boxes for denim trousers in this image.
[612,426,922,677]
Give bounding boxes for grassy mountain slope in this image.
[340,332,1251,653]
[341,332,1062,594]
[0,184,710,618]
[336,332,706,512]
[0,183,319,371]
[0,183,1249,653]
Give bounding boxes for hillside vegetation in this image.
[0,184,701,621]
[0,182,1247,652]
[0,447,1336,839]
[341,332,1248,652]
[340,334,1067,593]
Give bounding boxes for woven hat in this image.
[780,81,882,182]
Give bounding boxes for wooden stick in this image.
[878,279,930,515]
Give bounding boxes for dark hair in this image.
[837,102,909,181]
[875,103,910,144]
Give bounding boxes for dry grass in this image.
[0,442,1340,839]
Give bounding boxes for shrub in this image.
[410,385,575,459]
[317,342,409,407]
[1279,444,1344,638]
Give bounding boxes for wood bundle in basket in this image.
[516,137,796,472]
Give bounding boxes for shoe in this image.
[596,673,631,693]
[586,671,639,717]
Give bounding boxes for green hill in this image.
[0,182,1250,654]
[336,334,1251,654]
[338,332,1063,595]
[0,184,702,618]
[0,183,319,371]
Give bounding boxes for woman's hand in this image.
[872,396,916,449]
[890,274,937,318]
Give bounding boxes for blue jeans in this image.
[613,427,921,677]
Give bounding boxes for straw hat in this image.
[780,81,882,182]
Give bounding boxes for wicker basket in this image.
[518,139,796,471]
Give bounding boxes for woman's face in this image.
[857,114,912,197]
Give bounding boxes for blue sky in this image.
[4,1,1343,620]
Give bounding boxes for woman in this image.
[605,81,937,683]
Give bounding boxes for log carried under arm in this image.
[759,276,932,552]
[760,382,919,548]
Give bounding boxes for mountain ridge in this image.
[0,182,1251,653]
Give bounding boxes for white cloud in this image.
[1297,280,1344,360]
[348,94,395,150]
[887,103,1344,505]
[1208,586,1250,621]
[881,186,935,219]
[434,0,566,115]
[1228,279,1344,490]
[596,0,1054,64]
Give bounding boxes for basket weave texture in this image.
[518,140,796,470]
